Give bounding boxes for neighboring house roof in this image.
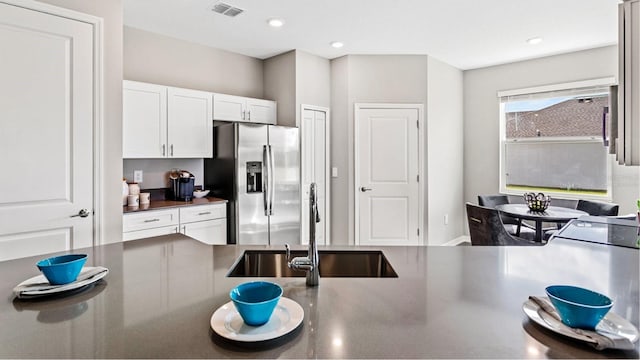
[505,96,608,138]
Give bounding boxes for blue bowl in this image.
[36,254,87,285]
[230,281,283,326]
[546,285,613,330]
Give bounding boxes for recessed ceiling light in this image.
[527,37,543,45]
[330,41,344,48]
[268,18,284,27]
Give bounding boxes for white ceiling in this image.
[123,0,619,70]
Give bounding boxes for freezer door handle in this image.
[268,145,275,215]
[263,145,269,215]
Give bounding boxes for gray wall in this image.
[263,50,296,126]
[295,50,331,123]
[426,57,465,245]
[124,26,263,97]
[123,26,266,192]
[263,49,331,127]
[330,55,464,245]
[39,0,124,244]
[464,46,640,216]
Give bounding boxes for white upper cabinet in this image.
[123,81,213,158]
[123,81,167,158]
[167,87,213,158]
[213,93,276,124]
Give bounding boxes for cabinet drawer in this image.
[180,203,226,223]
[123,208,179,232]
[123,225,179,242]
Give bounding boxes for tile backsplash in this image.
[123,158,204,189]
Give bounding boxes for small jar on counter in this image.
[128,182,140,196]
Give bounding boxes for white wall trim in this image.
[354,103,425,246]
[497,77,616,97]
[442,236,470,246]
[3,0,105,246]
[300,104,331,245]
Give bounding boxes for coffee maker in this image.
[169,169,195,201]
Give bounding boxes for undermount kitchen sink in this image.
[227,250,398,278]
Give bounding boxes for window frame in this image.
[498,77,615,201]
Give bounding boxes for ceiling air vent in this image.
[212,1,244,17]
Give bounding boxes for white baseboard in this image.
[441,236,470,246]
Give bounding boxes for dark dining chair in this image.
[576,200,619,216]
[477,194,535,239]
[466,203,543,246]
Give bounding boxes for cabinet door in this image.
[123,81,167,158]
[246,98,277,124]
[167,87,213,158]
[181,219,227,245]
[213,93,246,122]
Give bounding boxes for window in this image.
[498,78,615,199]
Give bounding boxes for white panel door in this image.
[301,109,328,245]
[357,107,420,245]
[0,3,95,260]
[167,87,213,158]
[123,81,167,158]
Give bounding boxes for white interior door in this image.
[0,2,96,260]
[301,107,329,245]
[356,106,421,245]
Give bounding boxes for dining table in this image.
[495,204,589,242]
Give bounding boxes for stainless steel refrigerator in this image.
[204,122,300,245]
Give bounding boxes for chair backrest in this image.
[477,194,519,225]
[466,203,540,246]
[576,200,619,216]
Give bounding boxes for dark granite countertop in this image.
[122,196,227,213]
[0,236,638,358]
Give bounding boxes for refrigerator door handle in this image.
[268,145,275,215]
[262,145,269,216]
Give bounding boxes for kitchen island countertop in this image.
[0,236,637,358]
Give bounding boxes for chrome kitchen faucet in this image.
[286,183,320,286]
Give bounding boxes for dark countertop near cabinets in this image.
[122,196,227,213]
[0,236,638,358]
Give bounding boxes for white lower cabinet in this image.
[123,203,227,244]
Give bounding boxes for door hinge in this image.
[417,228,420,236]
[416,120,419,129]
[417,174,419,182]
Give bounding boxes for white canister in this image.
[139,192,151,205]
[127,194,140,207]
[128,183,140,195]
[122,179,129,206]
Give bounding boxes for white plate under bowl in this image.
[210,297,304,342]
[523,297,639,350]
[13,266,109,299]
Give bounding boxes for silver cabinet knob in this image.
[70,209,90,218]
[360,187,372,192]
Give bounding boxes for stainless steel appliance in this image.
[204,123,300,245]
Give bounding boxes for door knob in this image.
[70,209,90,218]
[360,187,372,192]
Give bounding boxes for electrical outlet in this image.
[332,167,338,178]
[134,170,143,183]
[444,214,449,225]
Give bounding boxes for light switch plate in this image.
[331,167,338,178]
[134,170,143,183]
